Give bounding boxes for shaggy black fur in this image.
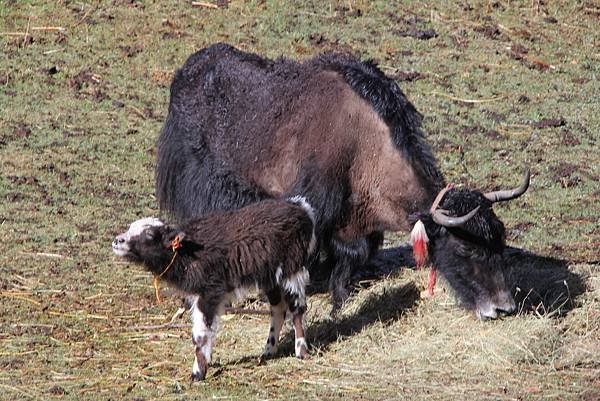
[126,201,314,300]
[155,43,444,313]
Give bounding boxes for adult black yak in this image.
[156,43,529,319]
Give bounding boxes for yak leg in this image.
[328,232,383,317]
[189,295,220,381]
[261,288,287,359]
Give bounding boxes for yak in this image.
[155,43,529,319]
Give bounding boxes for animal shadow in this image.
[353,244,587,317]
[279,244,587,357]
[279,280,420,354]
[503,247,587,317]
[306,245,415,295]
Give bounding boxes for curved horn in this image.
[430,183,455,213]
[432,206,480,227]
[484,169,530,203]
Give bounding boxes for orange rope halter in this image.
[153,235,182,303]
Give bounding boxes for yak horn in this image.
[432,206,480,227]
[430,183,455,213]
[484,169,530,203]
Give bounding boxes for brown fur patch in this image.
[250,71,433,241]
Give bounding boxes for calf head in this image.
[112,217,180,263]
[412,170,530,319]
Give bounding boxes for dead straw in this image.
[430,91,505,104]
[191,1,219,9]
[0,26,65,35]
[0,384,36,399]
[22,17,31,47]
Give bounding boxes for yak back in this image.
[311,53,443,194]
[157,43,444,239]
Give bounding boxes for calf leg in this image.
[287,299,308,359]
[291,308,308,359]
[262,288,287,359]
[188,295,220,381]
[284,290,309,359]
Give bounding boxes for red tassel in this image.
[413,238,427,268]
[428,268,437,297]
[410,220,429,269]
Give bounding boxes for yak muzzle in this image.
[475,291,517,320]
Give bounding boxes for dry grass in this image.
[1,243,597,400]
[1,0,599,400]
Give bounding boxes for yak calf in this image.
[112,197,316,380]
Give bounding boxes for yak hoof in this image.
[330,284,350,319]
[329,296,346,319]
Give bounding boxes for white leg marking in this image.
[295,337,308,358]
[292,310,308,359]
[189,296,217,374]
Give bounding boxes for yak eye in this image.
[143,229,155,240]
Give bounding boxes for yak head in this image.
[411,170,530,320]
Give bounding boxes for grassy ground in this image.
[1,1,598,400]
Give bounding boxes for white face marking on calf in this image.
[112,217,164,256]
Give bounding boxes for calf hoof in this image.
[261,340,278,361]
[191,370,206,381]
[295,338,309,359]
[259,351,276,363]
[296,348,308,360]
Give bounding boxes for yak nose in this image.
[476,306,498,320]
[113,236,126,246]
[495,297,517,316]
[494,290,517,316]
[477,294,517,320]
